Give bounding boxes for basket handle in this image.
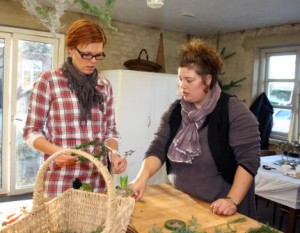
[137,49,149,61]
[32,149,117,230]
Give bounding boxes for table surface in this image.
[129,183,267,233]
[255,155,300,209]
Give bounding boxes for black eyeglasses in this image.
[75,47,105,60]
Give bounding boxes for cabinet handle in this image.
[147,116,151,127]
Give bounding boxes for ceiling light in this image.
[147,0,164,9]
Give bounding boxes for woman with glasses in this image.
[23,19,126,197]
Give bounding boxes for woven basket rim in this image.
[123,49,161,72]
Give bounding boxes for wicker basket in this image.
[0,149,135,233]
[123,49,161,72]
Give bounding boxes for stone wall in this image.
[204,24,300,105]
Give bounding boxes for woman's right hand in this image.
[54,154,78,167]
[128,177,147,201]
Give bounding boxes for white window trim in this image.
[0,26,64,195]
[258,46,300,142]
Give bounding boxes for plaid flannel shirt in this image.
[23,67,119,196]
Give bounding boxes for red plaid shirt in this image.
[23,67,119,197]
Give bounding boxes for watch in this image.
[225,196,239,206]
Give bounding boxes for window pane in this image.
[267,82,294,106]
[0,38,4,190]
[267,55,296,80]
[272,108,291,133]
[15,40,53,188]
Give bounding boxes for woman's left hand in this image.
[210,198,237,216]
[111,154,127,174]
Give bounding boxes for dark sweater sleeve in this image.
[144,100,178,164]
[228,97,261,176]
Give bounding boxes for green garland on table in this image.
[148,216,280,233]
[73,141,107,163]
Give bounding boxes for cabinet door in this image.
[103,70,178,184]
[147,74,179,184]
[103,70,153,182]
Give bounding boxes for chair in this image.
[261,150,277,156]
[278,206,300,233]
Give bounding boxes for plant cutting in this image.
[119,174,128,190]
[116,151,135,197]
[73,141,107,163]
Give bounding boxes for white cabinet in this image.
[101,69,179,184]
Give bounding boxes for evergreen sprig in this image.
[73,141,106,163]
[148,216,278,233]
[74,0,117,31]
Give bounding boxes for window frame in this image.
[0,26,64,195]
[258,46,300,142]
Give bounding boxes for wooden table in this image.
[255,155,300,233]
[129,183,267,233]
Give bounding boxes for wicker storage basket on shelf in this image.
[0,149,135,233]
[123,49,161,72]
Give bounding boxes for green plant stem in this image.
[73,141,106,162]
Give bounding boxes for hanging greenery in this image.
[215,32,246,92]
[19,0,117,35]
[74,0,117,31]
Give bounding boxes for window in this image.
[259,46,300,142]
[0,26,64,195]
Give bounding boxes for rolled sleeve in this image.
[23,72,50,143]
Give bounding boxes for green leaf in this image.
[74,0,117,31]
[120,175,128,190]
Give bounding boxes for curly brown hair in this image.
[178,38,223,88]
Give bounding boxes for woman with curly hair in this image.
[130,38,260,219]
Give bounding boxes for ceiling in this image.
[42,0,300,36]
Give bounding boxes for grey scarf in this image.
[167,84,221,163]
[62,57,103,123]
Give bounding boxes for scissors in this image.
[262,165,276,170]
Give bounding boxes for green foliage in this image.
[148,216,277,233]
[247,224,280,233]
[73,141,107,163]
[20,0,117,34]
[173,216,201,233]
[80,182,94,192]
[219,77,246,91]
[90,226,104,233]
[149,225,164,233]
[227,217,247,224]
[74,0,117,31]
[216,32,246,92]
[120,175,128,190]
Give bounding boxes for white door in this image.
[0,27,64,195]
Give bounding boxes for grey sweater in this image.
[145,96,261,219]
